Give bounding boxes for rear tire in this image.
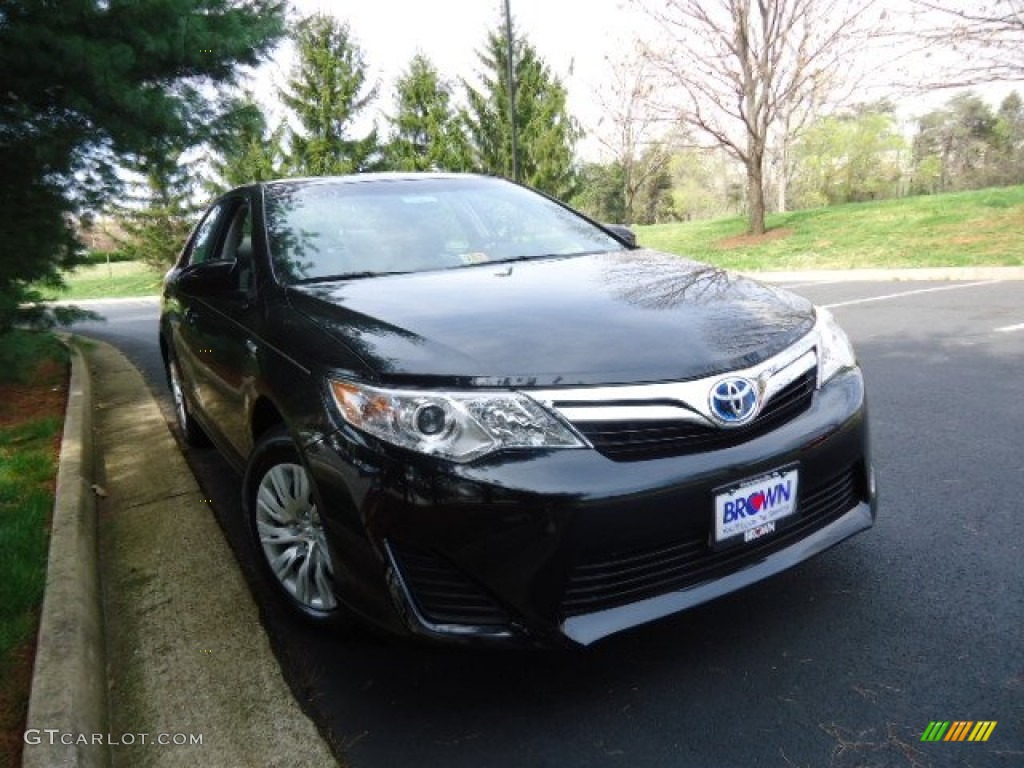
[166,355,210,447]
[244,426,348,626]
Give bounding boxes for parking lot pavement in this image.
[70,280,1024,768]
[785,279,1024,350]
[776,277,1004,307]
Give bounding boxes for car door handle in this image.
[245,339,258,356]
[183,307,198,326]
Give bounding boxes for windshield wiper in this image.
[481,255,545,266]
[482,251,602,267]
[297,270,409,284]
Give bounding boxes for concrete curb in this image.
[742,266,1024,283]
[23,338,109,768]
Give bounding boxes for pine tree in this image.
[210,97,287,189]
[0,0,285,332]
[574,162,628,223]
[463,20,581,199]
[281,15,380,176]
[119,154,199,274]
[387,55,473,172]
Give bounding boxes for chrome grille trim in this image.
[525,332,819,428]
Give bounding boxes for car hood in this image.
[286,250,815,387]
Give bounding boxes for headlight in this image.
[329,380,585,462]
[815,307,856,386]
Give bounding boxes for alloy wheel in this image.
[255,462,337,611]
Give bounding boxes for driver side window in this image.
[186,201,253,293]
[218,204,254,292]
[188,203,228,266]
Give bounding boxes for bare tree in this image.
[637,0,880,234]
[769,68,838,213]
[908,1,1024,86]
[594,50,676,224]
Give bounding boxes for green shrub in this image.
[83,249,135,265]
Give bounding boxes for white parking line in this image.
[995,322,1024,333]
[773,280,848,290]
[821,280,1001,309]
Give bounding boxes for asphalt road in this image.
[71,280,1024,768]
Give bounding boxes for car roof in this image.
[214,173,512,210]
[258,171,496,190]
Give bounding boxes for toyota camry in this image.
[159,173,876,647]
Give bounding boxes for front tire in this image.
[244,427,344,624]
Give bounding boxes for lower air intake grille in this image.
[390,543,509,627]
[561,464,863,617]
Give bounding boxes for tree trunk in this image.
[776,139,789,213]
[747,152,767,235]
[623,158,635,225]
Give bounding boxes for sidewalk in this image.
[23,338,336,767]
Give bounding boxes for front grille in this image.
[561,464,863,617]
[390,543,509,627]
[575,369,817,462]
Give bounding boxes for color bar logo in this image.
[920,721,997,742]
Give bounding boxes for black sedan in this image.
[159,173,875,647]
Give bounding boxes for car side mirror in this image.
[604,224,637,249]
[179,260,244,297]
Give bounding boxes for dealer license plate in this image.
[713,467,799,546]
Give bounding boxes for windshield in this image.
[263,176,623,284]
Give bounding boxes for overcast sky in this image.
[250,0,655,157]
[279,0,642,87]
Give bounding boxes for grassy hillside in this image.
[634,185,1024,270]
[42,260,162,300]
[37,185,1024,302]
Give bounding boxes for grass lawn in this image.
[0,331,67,767]
[634,185,1024,271]
[42,259,162,300]
[28,184,1024,304]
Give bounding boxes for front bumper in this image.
[304,367,875,647]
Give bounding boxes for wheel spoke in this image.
[296,553,312,605]
[257,485,288,522]
[314,533,333,577]
[257,520,306,545]
[269,544,301,580]
[268,465,294,506]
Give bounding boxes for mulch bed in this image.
[0,357,68,429]
[716,226,794,249]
